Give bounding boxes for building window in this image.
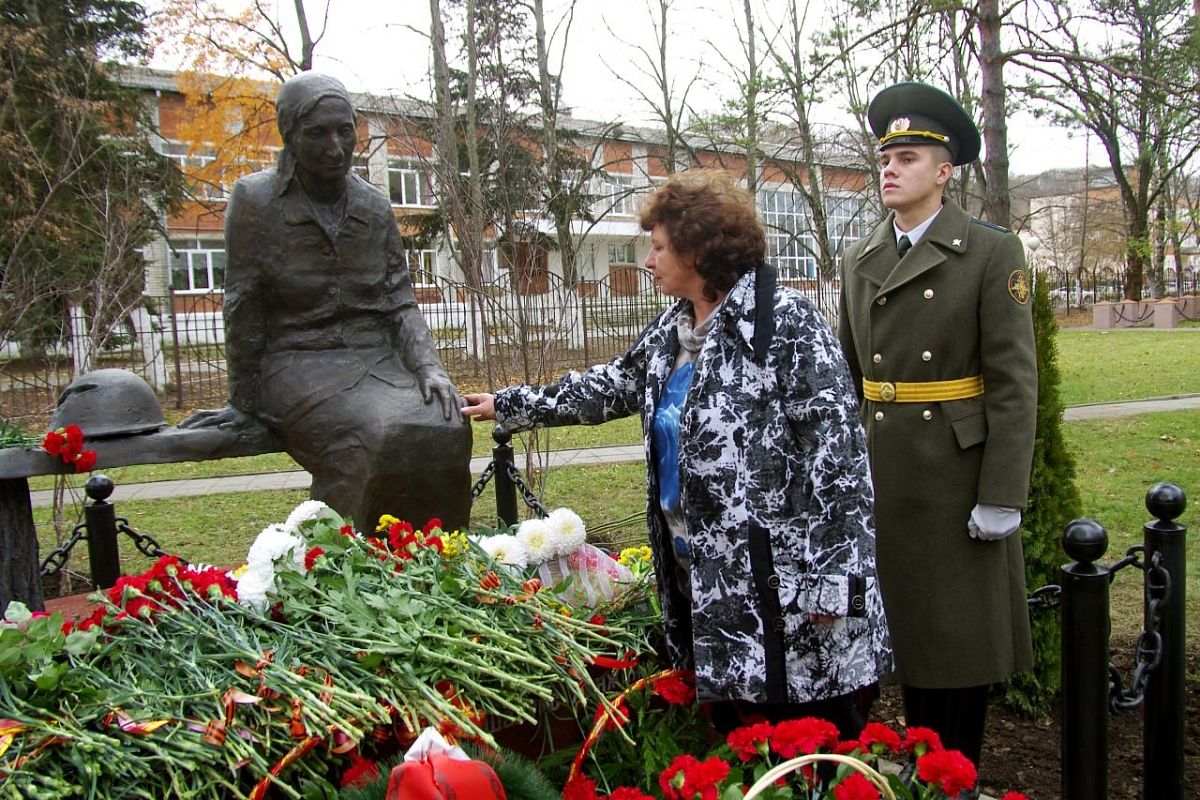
[608,242,636,265]
[388,159,433,207]
[162,142,226,200]
[759,187,816,280]
[407,249,437,285]
[825,194,867,268]
[600,173,636,216]
[169,239,226,292]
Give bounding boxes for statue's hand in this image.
[416,369,464,422]
[179,405,256,431]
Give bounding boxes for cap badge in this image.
[889,116,911,133]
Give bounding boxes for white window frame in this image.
[759,187,816,280]
[388,158,434,207]
[607,242,636,265]
[407,249,437,286]
[825,193,868,270]
[600,173,636,216]
[169,239,226,293]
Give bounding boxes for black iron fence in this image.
[3,266,1196,430]
[1033,482,1189,800]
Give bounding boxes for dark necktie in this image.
[897,234,912,259]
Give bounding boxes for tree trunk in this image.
[292,0,314,70]
[978,0,1010,227]
[0,478,44,614]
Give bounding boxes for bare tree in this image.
[604,0,700,172]
[1015,0,1200,300]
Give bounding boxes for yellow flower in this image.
[618,545,652,568]
[375,514,400,533]
[441,530,470,558]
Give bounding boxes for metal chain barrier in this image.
[39,520,171,577]
[117,519,169,561]
[470,461,496,500]
[39,522,90,577]
[505,461,549,518]
[1109,547,1171,711]
[1026,583,1061,611]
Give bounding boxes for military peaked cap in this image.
[868,82,981,166]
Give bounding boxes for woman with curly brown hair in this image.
[462,171,890,736]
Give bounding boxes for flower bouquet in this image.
[0,502,658,799]
[563,671,1034,800]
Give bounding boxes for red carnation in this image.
[652,671,696,706]
[422,517,442,533]
[63,423,84,451]
[607,789,655,800]
[916,749,977,797]
[42,429,67,457]
[859,721,902,755]
[770,717,840,759]
[900,726,944,756]
[660,754,730,800]
[726,721,774,762]
[563,774,599,800]
[188,568,236,600]
[72,449,97,473]
[339,753,379,788]
[387,520,414,550]
[304,546,326,571]
[833,772,881,800]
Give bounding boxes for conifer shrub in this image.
[1004,272,1082,715]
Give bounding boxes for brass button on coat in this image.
[924,289,934,299]
[923,410,933,420]
[922,351,932,361]
[874,411,884,421]
[873,353,882,363]
[767,574,780,589]
[877,296,888,305]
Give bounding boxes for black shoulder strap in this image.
[752,263,776,363]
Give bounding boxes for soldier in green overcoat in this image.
[837,82,1037,785]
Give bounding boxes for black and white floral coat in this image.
[494,266,892,705]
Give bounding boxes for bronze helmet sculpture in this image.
[50,369,166,439]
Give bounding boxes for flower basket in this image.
[742,754,897,800]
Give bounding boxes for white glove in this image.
[968,504,1022,540]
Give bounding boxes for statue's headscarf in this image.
[274,72,355,191]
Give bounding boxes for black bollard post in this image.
[82,475,119,590]
[1060,518,1109,800]
[1142,482,1187,800]
[491,425,518,528]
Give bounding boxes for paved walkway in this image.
[27,395,1200,508]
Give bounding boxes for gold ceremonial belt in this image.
[863,376,984,403]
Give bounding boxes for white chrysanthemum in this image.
[546,507,586,556]
[246,523,306,573]
[478,534,530,569]
[235,565,276,610]
[515,518,556,564]
[283,500,332,537]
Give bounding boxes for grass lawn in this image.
[1056,329,1200,406]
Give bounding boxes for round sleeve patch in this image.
[1007,269,1030,304]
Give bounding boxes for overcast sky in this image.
[150,0,1099,176]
